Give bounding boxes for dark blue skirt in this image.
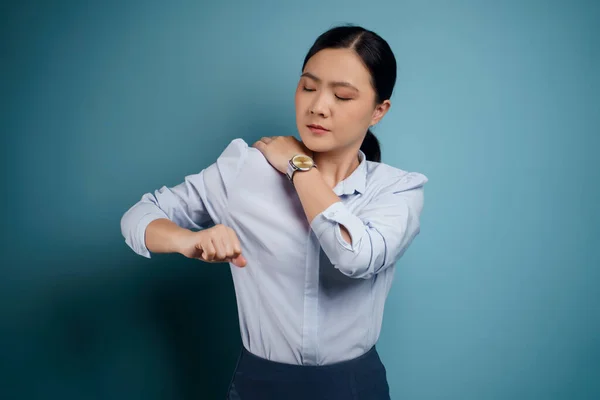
[226,345,390,399]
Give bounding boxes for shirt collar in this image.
[332,149,367,196]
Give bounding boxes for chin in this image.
[302,138,332,154]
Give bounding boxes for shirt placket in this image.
[301,229,321,365]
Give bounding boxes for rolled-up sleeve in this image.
[310,172,428,279]
[120,138,248,258]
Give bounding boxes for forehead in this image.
[303,48,372,87]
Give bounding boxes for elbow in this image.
[318,224,383,279]
[119,197,164,258]
[330,225,418,280]
[120,205,134,243]
[120,204,143,256]
[335,264,375,279]
[329,239,380,279]
[341,229,421,279]
[120,200,145,243]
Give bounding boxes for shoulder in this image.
[365,160,429,194]
[217,138,271,169]
[214,138,287,200]
[217,138,248,164]
[215,138,277,182]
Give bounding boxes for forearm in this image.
[292,168,352,244]
[144,218,192,255]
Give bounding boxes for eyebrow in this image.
[301,72,359,92]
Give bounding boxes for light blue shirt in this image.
[121,138,428,366]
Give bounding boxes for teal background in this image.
[2,0,599,399]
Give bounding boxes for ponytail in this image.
[360,129,381,162]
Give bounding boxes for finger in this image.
[225,229,245,267]
[212,235,228,261]
[226,234,240,260]
[219,234,234,260]
[189,241,204,259]
[232,254,247,268]
[226,228,242,258]
[200,239,216,262]
[260,136,273,144]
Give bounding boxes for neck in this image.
[313,147,361,190]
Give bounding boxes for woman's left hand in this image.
[252,136,313,174]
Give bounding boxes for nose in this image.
[309,92,329,117]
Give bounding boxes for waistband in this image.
[234,345,383,382]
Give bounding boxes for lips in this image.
[307,124,330,131]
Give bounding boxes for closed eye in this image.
[303,86,351,101]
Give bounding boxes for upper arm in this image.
[140,138,248,228]
[193,138,249,226]
[360,181,426,270]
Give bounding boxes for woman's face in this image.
[295,48,390,155]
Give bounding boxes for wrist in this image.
[292,166,319,185]
[173,228,197,254]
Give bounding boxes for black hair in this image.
[301,25,397,162]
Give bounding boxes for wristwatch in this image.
[286,154,317,183]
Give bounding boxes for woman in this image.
[121,24,428,399]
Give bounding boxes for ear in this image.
[370,100,391,126]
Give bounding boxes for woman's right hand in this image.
[177,224,247,268]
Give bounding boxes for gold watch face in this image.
[292,155,314,169]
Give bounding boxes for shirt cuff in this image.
[126,213,167,258]
[310,202,365,252]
